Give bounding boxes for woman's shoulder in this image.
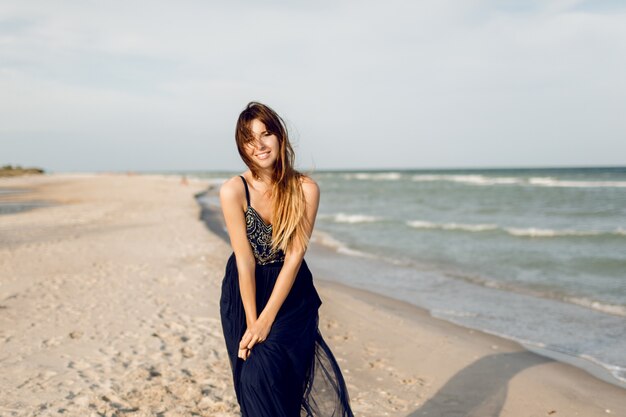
[220,174,244,189]
[219,174,246,201]
[299,173,315,184]
[299,174,320,199]
[299,173,318,186]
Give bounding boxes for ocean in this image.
[189,167,625,386]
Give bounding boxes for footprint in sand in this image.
[181,346,194,358]
[364,344,380,356]
[67,359,91,371]
[324,318,339,330]
[329,332,351,342]
[368,358,387,369]
[42,336,63,348]
[401,376,427,386]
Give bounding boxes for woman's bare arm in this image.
[220,177,258,328]
[240,177,320,350]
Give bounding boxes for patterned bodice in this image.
[240,176,285,265]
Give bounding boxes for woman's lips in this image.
[256,151,270,160]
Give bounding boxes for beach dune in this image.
[0,174,624,417]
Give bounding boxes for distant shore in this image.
[1,173,624,417]
[0,164,45,177]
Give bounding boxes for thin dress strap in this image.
[239,175,250,208]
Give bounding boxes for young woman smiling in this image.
[219,102,354,417]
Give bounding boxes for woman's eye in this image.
[264,131,272,136]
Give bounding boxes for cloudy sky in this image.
[1,0,625,172]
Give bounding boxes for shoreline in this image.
[197,183,626,390]
[1,173,625,416]
[315,277,626,390]
[308,243,626,391]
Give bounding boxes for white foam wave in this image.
[405,220,438,229]
[309,230,374,258]
[528,177,626,188]
[407,220,624,238]
[410,174,626,188]
[320,212,381,224]
[506,227,594,237]
[411,174,519,186]
[407,220,499,232]
[504,227,625,238]
[344,172,402,181]
[565,297,626,317]
[577,354,626,384]
[310,230,412,267]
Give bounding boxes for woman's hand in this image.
[239,314,274,358]
[238,347,251,361]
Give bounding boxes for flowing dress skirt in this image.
[220,252,355,417]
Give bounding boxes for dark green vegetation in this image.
[0,165,45,177]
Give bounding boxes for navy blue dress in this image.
[220,175,354,417]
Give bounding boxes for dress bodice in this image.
[240,175,285,265]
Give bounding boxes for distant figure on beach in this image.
[180,175,188,186]
[219,102,354,416]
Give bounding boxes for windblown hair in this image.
[235,101,312,254]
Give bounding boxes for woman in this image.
[219,102,354,417]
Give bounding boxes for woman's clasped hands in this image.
[238,313,274,361]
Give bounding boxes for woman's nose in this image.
[255,139,267,150]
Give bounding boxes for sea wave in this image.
[311,229,414,267]
[504,227,625,238]
[528,177,626,188]
[310,230,374,258]
[577,354,626,384]
[444,271,626,318]
[565,297,626,317]
[407,220,499,232]
[312,224,626,318]
[343,172,403,181]
[319,212,382,224]
[411,174,519,186]
[407,220,625,238]
[409,174,626,188]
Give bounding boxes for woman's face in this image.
[245,118,280,169]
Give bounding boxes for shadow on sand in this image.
[406,351,553,417]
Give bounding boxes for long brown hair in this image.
[235,101,311,253]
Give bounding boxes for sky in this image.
[1,0,625,172]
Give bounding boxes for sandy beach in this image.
[1,173,625,417]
